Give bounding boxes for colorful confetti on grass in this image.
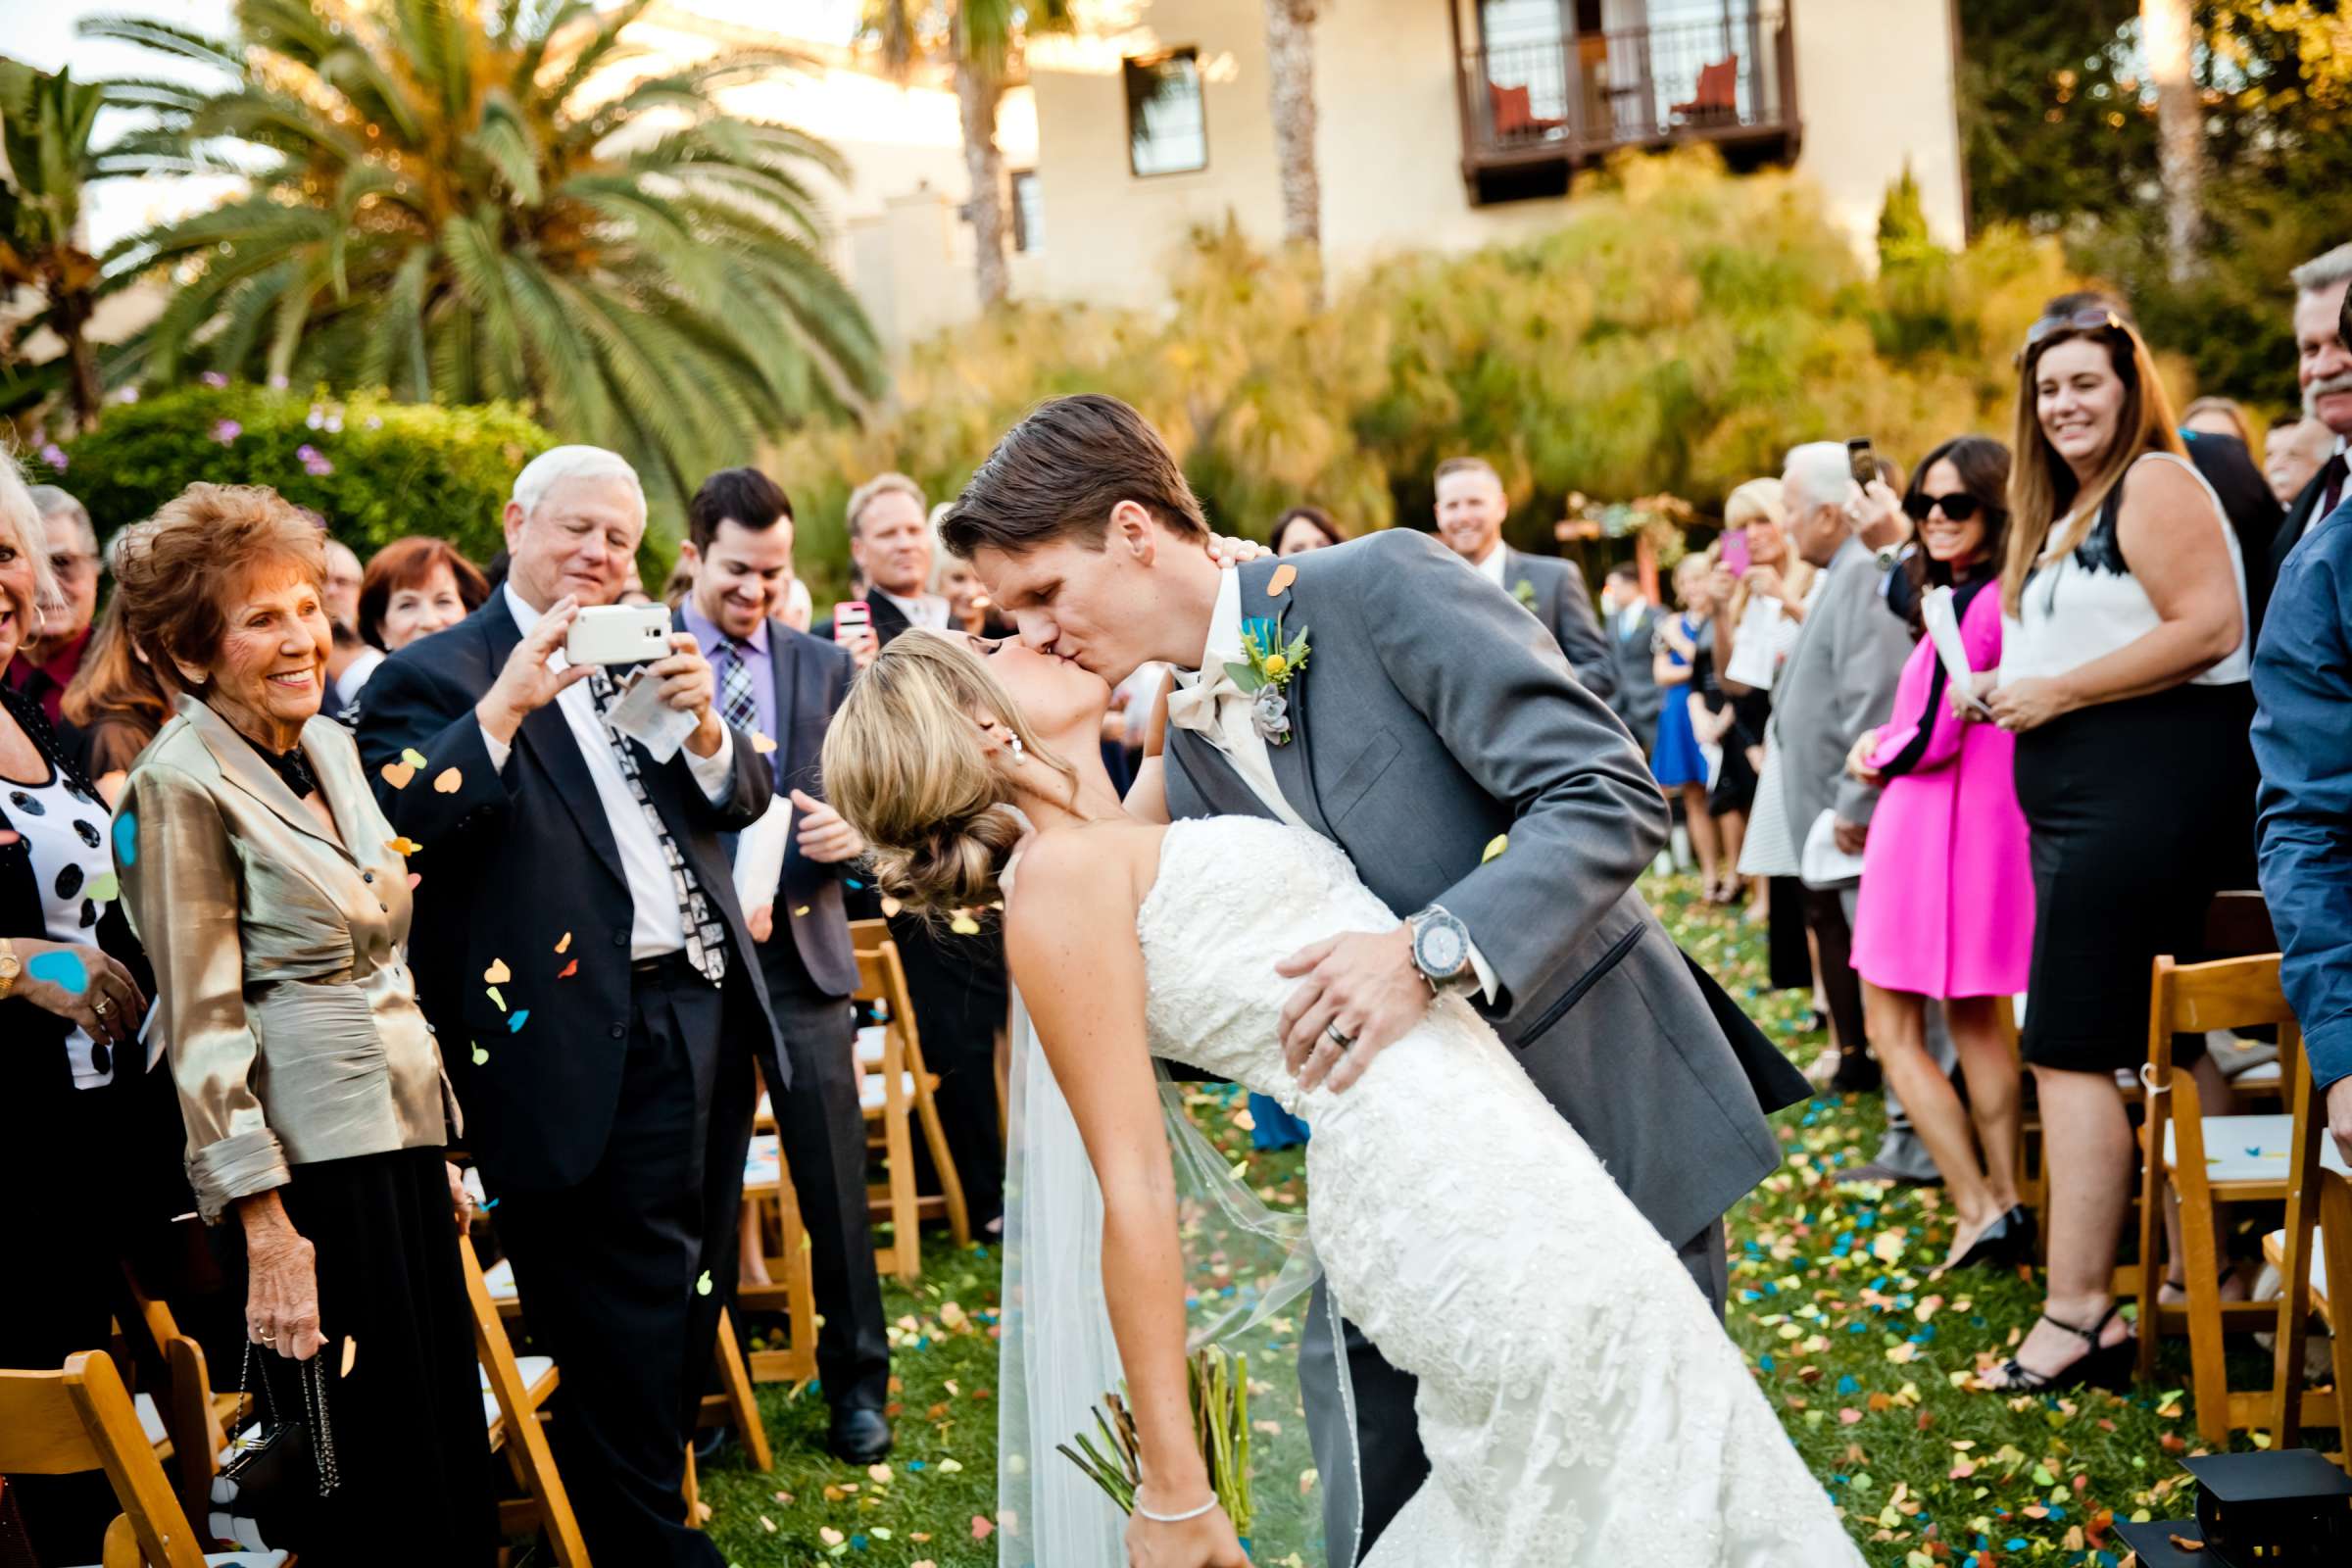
[688,870,2271,1566]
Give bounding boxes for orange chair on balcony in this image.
[1487,80,1565,143]
[1671,57,1740,126]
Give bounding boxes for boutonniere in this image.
[1512,579,1541,612]
[1226,612,1310,746]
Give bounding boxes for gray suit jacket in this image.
[1605,602,1662,755]
[1501,547,1615,701]
[1163,530,1799,1251]
[1769,535,1913,855]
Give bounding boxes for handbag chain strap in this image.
[300,1354,341,1496]
[234,1341,343,1496]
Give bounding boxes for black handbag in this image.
[208,1343,341,1551]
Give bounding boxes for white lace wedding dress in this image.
[1134,817,1864,1566]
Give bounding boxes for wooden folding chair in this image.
[850,925,971,1285]
[737,1130,821,1389]
[459,1244,589,1568]
[0,1349,283,1567]
[2266,1047,2352,1456]
[2133,955,2336,1441]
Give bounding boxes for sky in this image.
[13,0,867,250]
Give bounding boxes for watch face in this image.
[1416,917,1468,977]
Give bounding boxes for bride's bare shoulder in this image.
[1002,823,1166,948]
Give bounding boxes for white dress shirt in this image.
[1473,540,1511,588]
[1175,572,1497,998]
[877,588,951,631]
[483,584,738,959]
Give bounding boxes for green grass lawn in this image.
[695,871,2281,1567]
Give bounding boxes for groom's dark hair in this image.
[940,394,1208,559]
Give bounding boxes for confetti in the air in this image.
[555,931,572,954]
[508,1009,528,1032]
[400,748,427,768]
[385,835,422,856]
[1482,834,1508,863]
[484,958,512,984]
[1267,563,1298,595]
[470,1044,488,1065]
[751,731,778,755]
[558,959,578,979]
[432,767,463,793]
[379,761,416,789]
[26,949,88,994]
[113,813,137,865]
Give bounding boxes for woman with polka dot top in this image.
[0,454,162,1563]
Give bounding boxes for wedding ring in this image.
[1325,1022,1354,1051]
[93,997,111,1016]
[257,1328,275,1343]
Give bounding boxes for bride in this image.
[823,629,1863,1568]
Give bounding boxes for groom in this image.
[943,395,1809,1556]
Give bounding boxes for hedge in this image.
[28,384,555,565]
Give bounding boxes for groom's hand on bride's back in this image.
[1276,924,1426,1092]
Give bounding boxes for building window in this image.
[1123,49,1207,177]
[1010,170,1044,253]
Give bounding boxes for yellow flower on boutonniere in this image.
[1228,612,1309,746]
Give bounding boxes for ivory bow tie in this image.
[1165,664,1244,737]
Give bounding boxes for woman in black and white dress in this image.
[1977,296,2255,1393]
[0,454,161,1563]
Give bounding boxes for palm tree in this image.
[1260,0,1321,254]
[0,60,110,429]
[2140,0,2203,279]
[86,0,884,515]
[866,0,1070,311]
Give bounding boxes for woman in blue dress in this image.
[1651,554,1722,892]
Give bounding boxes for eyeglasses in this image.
[1902,492,1998,523]
[2019,307,2126,360]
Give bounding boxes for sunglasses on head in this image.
[1902,492,1995,523]
[2018,307,2127,362]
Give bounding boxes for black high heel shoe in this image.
[1939,1204,2039,1275]
[1979,1301,2134,1394]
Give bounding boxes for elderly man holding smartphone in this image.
[358,445,780,1568]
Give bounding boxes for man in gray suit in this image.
[1767,442,1952,1178]
[1599,562,1662,757]
[944,394,1807,1557]
[1432,456,1615,699]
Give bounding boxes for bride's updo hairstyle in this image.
[822,630,1075,915]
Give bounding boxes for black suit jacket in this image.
[354,597,778,1192]
[2264,453,2347,638]
[683,610,859,1001]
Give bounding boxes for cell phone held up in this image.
[1721,529,1751,579]
[832,601,873,646]
[1846,437,1878,489]
[564,603,671,666]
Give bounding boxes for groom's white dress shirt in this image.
[1170,570,1308,831]
[1169,570,1497,999]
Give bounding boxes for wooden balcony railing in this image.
[1457,10,1798,191]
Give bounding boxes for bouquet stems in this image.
[1057,1346,1254,1538]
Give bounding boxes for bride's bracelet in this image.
[1135,1494,1220,1525]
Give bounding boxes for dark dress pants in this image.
[494,963,727,1568]
[704,951,891,1415]
[1300,1220,1728,1560]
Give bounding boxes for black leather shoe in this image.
[1941,1204,2038,1274]
[828,1406,893,1465]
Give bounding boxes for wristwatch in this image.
[0,938,19,1001]
[1406,906,1479,998]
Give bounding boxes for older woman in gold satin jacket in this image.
[112,485,494,1566]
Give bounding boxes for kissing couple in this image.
[821,396,1860,1567]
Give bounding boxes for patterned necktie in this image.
[587,669,726,982]
[717,639,760,734]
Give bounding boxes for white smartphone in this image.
[564,603,671,665]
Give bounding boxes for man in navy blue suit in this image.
[675,467,893,1462]
[2251,270,2352,1171]
[358,447,777,1566]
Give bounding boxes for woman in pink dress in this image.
[1849,436,2037,1275]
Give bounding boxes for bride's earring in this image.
[1005,731,1026,762]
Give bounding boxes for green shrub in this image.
[770,150,2088,606]
[30,384,554,564]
